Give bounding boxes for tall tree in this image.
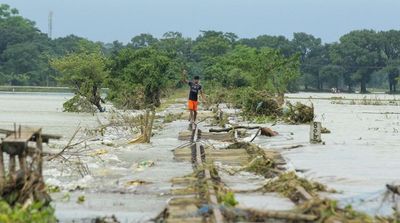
[50,51,108,112]
[108,47,178,142]
[291,32,326,90]
[129,33,158,49]
[331,30,385,93]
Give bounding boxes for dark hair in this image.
[194,75,200,80]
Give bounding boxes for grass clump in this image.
[0,200,57,223]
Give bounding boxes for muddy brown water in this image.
[0,92,399,221]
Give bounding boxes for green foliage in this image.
[107,47,178,109]
[0,200,57,223]
[219,191,238,207]
[129,33,158,49]
[50,51,108,112]
[3,3,400,94]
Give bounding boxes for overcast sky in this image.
[3,0,400,43]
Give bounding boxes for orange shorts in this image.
[188,100,198,111]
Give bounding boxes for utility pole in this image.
[48,11,53,39]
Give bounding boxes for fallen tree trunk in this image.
[209,126,261,132]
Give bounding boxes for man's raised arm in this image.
[181,69,188,84]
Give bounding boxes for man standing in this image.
[182,70,206,126]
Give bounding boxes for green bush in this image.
[0,200,57,223]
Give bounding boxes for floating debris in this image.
[77,195,86,204]
[132,160,155,171]
[262,172,329,203]
[93,215,120,223]
[283,102,314,124]
[321,127,331,134]
[298,198,383,223]
[91,149,108,156]
[125,180,151,187]
[226,142,283,178]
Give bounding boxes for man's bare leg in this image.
[193,111,197,123]
[189,110,193,122]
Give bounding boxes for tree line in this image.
[1,4,400,94]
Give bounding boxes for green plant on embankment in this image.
[219,191,238,207]
[0,200,57,223]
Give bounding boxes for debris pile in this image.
[298,199,376,223]
[231,89,282,117]
[321,127,331,134]
[226,142,282,178]
[63,95,99,113]
[262,172,328,203]
[283,102,314,124]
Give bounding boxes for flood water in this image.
[284,92,400,216]
[1,91,399,221]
